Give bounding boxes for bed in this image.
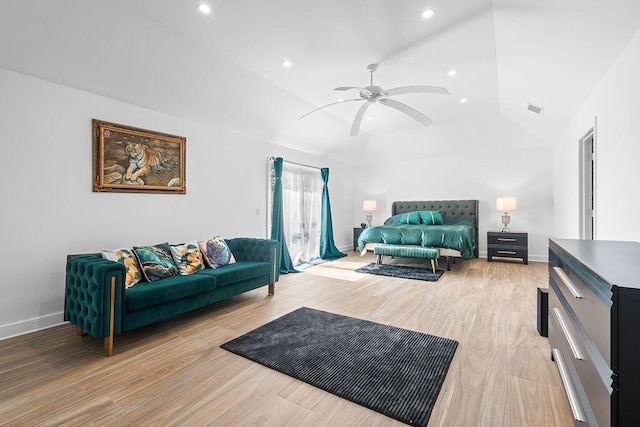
[358,200,479,270]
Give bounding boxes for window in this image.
[269,160,322,266]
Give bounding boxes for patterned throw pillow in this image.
[170,241,205,275]
[198,237,236,269]
[133,242,179,282]
[102,248,142,288]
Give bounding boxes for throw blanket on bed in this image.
[357,216,476,259]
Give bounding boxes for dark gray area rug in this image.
[355,263,444,282]
[221,307,458,426]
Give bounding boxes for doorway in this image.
[268,159,323,267]
[579,126,596,240]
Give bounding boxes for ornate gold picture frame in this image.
[92,119,186,194]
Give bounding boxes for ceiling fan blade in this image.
[350,102,371,137]
[384,85,449,96]
[298,98,362,120]
[379,98,433,126]
[334,86,372,96]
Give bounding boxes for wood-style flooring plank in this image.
[0,253,571,426]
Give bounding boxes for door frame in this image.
[579,118,597,240]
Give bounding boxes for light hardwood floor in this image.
[0,252,573,426]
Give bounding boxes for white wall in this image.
[553,27,640,241]
[353,116,554,261]
[0,58,571,339]
[0,68,354,339]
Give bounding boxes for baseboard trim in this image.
[0,311,66,341]
[338,244,353,253]
[343,247,548,262]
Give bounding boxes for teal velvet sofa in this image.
[64,238,278,356]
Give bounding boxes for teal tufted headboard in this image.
[391,200,479,257]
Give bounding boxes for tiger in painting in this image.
[124,143,163,182]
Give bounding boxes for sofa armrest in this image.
[65,254,125,341]
[225,238,279,283]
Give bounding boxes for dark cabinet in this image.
[487,231,528,264]
[548,238,640,426]
[353,227,365,251]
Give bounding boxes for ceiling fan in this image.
[299,63,449,136]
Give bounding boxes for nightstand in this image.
[353,227,365,251]
[487,231,528,264]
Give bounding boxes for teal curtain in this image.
[319,168,347,260]
[271,158,298,273]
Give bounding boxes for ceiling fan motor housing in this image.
[361,85,385,99]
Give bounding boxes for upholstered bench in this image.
[374,245,440,272]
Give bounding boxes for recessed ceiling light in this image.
[422,8,436,19]
[448,69,457,76]
[282,59,293,67]
[366,116,373,121]
[460,98,468,103]
[337,98,345,102]
[198,4,211,14]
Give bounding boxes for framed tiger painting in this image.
[92,119,186,194]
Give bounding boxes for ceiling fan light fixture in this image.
[422,8,436,19]
[299,64,448,136]
[281,59,293,67]
[198,3,211,15]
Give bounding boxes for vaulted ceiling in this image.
[1,0,639,162]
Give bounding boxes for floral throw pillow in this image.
[102,248,142,288]
[170,241,205,275]
[133,242,179,282]
[198,237,236,269]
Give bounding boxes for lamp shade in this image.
[363,200,377,212]
[496,197,517,211]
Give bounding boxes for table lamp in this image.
[496,197,517,232]
[363,200,377,227]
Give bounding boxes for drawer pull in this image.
[497,250,517,255]
[552,308,584,360]
[553,267,583,299]
[497,238,517,242]
[552,348,587,423]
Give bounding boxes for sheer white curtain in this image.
[279,162,322,266]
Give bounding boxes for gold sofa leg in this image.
[269,246,276,296]
[77,327,85,337]
[104,277,116,357]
